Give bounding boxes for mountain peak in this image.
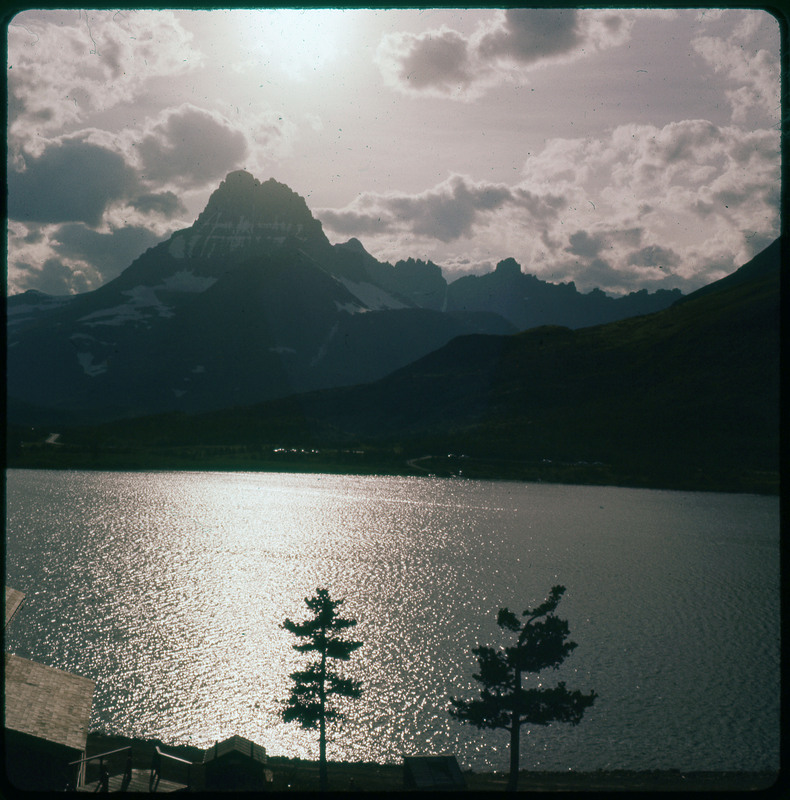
[341,237,367,253]
[495,258,522,278]
[224,169,259,186]
[169,172,330,260]
[196,172,316,227]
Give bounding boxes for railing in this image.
[68,746,132,790]
[150,746,195,792]
[67,744,196,791]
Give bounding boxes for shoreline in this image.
[6,456,779,496]
[85,733,779,793]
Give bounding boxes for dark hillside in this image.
[284,238,779,469]
[238,237,780,487]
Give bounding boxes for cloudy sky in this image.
[6,7,781,297]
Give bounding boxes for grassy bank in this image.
[85,733,778,792]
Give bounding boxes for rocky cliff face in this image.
[172,171,330,262]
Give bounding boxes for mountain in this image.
[445,257,682,329]
[7,170,683,427]
[56,236,777,492]
[319,247,682,325]
[6,172,513,424]
[298,236,780,487]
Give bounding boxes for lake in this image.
[3,469,780,773]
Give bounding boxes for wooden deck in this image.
[77,768,188,793]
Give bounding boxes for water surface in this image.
[4,469,780,772]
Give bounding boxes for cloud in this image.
[7,219,165,296]
[52,223,163,278]
[7,135,139,226]
[691,11,779,125]
[524,119,779,226]
[552,233,684,294]
[560,229,671,293]
[530,119,780,291]
[626,245,681,269]
[10,102,261,214]
[552,120,779,290]
[7,10,202,148]
[13,257,99,296]
[377,9,634,99]
[129,191,187,218]
[6,99,273,294]
[319,209,385,238]
[321,174,566,243]
[320,114,779,295]
[136,104,249,188]
[566,230,606,259]
[376,27,480,98]
[478,9,583,63]
[247,111,301,162]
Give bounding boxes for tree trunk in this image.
[507,669,522,792]
[319,633,328,792]
[319,715,327,792]
[507,719,520,792]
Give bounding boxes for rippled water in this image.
[4,469,780,772]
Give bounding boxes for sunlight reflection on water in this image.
[4,470,780,772]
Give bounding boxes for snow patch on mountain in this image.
[78,286,176,327]
[336,278,407,311]
[70,332,110,346]
[162,271,217,293]
[7,291,75,328]
[76,352,108,377]
[335,301,367,314]
[70,332,110,377]
[79,303,147,327]
[310,322,339,368]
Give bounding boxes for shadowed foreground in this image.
[85,734,777,792]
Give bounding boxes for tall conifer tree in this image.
[282,588,362,792]
[449,585,597,792]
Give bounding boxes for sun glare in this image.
[235,9,348,79]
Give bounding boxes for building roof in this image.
[5,587,25,628]
[4,652,95,754]
[203,734,267,765]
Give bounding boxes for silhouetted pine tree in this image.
[282,588,362,792]
[449,585,597,792]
